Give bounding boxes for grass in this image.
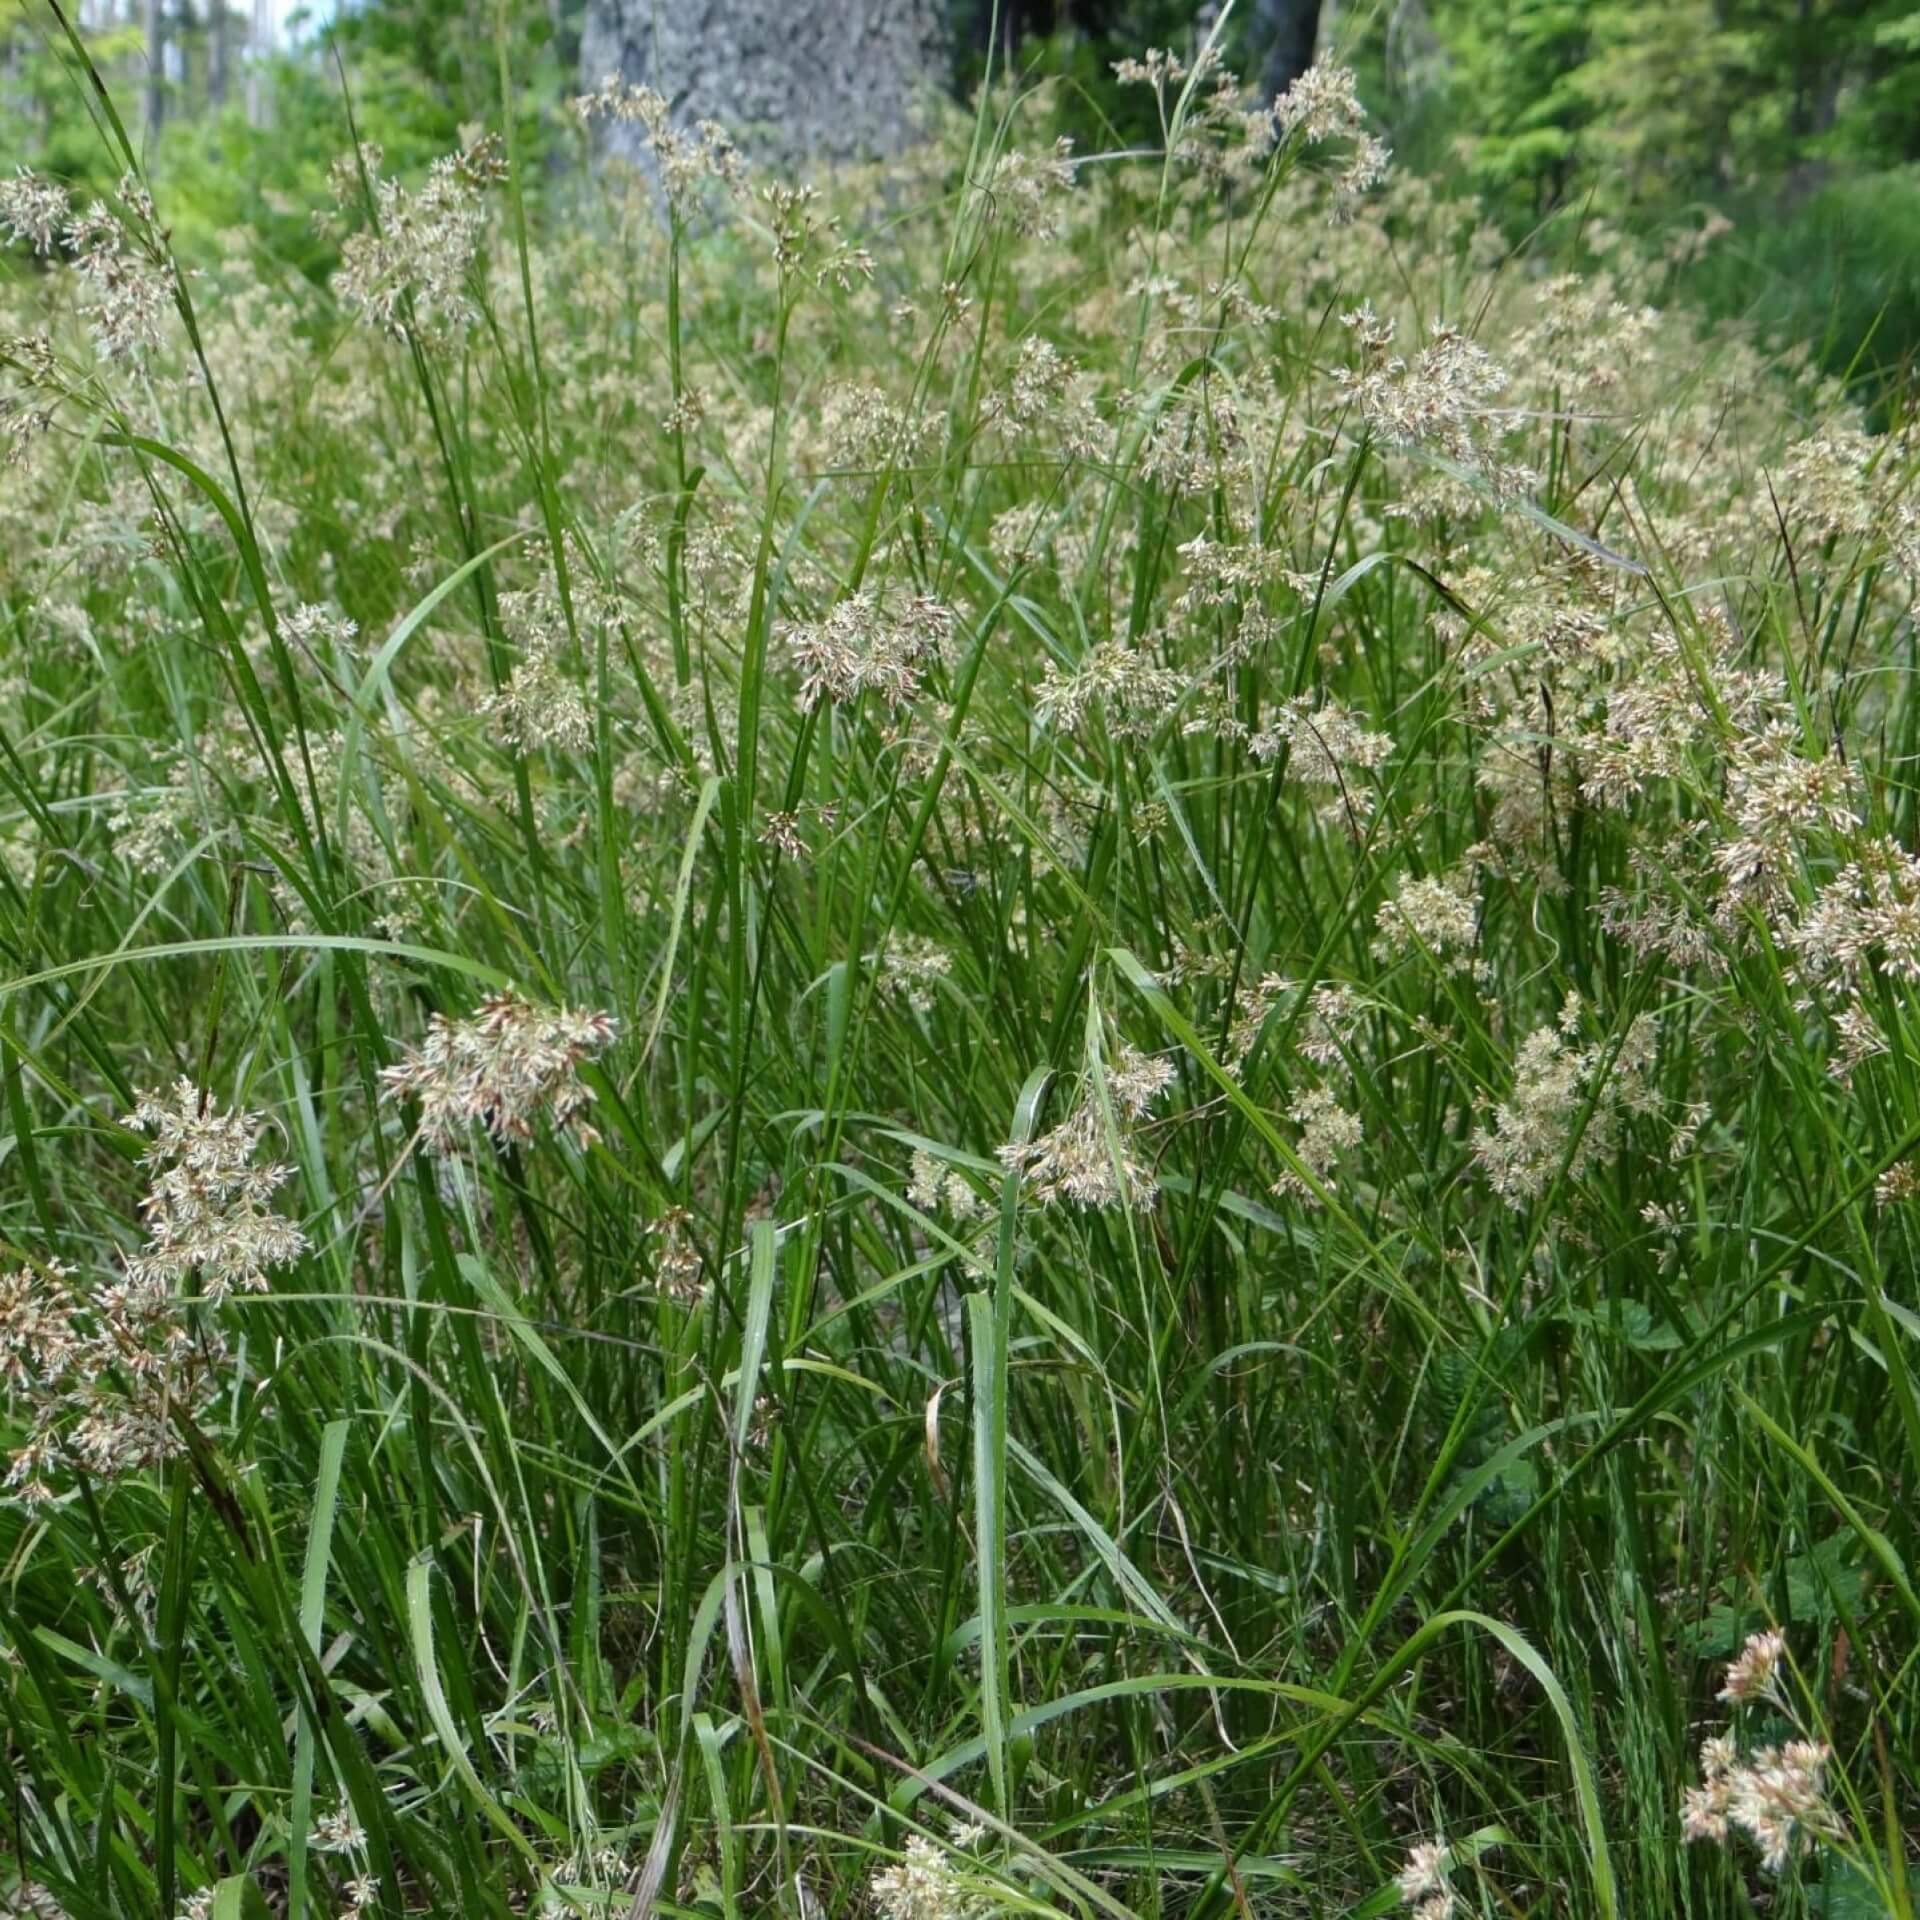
[0,17,1917,1920]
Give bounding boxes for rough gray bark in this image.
[579,0,950,170]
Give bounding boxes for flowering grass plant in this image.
[0,16,1917,1920]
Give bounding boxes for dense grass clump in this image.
[1,24,1917,1920]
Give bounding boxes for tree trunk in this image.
[1252,0,1321,103]
[144,0,165,135]
[210,0,228,107]
[245,0,272,127]
[965,0,1058,60]
[579,0,949,171]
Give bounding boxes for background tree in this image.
[208,0,227,106]
[1251,0,1320,98]
[14,0,1920,379]
[578,0,951,166]
[142,0,161,131]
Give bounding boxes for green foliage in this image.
[0,0,577,289]
[0,17,149,204]
[1417,0,1920,214]
[953,2,1288,155]
[1686,167,1920,397]
[323,0,580,157]
[138,53,492,281]
[1390,0,1920,375]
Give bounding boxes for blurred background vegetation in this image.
[8,0,1920,392]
